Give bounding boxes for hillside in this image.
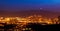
[0,10,60,18]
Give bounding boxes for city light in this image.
[0,15,60,25]
[0,15,60,31]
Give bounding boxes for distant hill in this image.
[0,10,60,18]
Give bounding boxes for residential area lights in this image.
[0,15,60,25]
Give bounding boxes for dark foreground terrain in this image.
[25,23,60,31]
[0,23,60,31]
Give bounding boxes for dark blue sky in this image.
[0,0,60,12]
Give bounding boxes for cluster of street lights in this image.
[0,15,60,31]
[0,15,59,25]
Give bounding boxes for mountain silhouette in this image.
[0,10,59,18]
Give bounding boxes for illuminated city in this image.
[0,15,60,30]
[0,15,59,25]
[0,14,60,31]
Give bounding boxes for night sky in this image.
[0,0,60,17]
